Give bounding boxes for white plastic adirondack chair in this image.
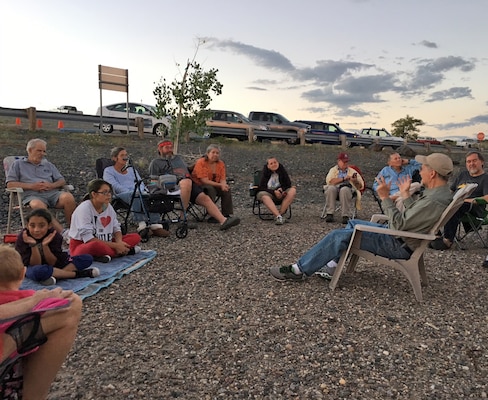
[329,183,478,302]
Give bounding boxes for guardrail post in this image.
[248,127,254,143]
[299,130,305,145]
[26,107,36,132]
[340,134,347,148]
[135,117,144,138]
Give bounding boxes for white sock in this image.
[138,221,147,230]
[149,223,163,230]
[327,260,338,269]
[291,263,301,275]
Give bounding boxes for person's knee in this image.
[28,198,48,209]
[57,192,76,207]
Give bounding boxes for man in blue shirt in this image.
[373,152,421,211]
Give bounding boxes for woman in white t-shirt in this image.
[68,179,141,263]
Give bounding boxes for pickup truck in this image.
[56,105,83,114]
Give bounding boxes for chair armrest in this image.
[370,214,389,223]
[6,187,24,193]
[353,223,436,241]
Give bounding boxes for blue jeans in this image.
[116,191,161,224]
[298,219,413,276]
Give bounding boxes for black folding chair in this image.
[250,170,292,220]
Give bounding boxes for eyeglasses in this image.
[95,191,112,195]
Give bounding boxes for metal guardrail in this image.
[0,106,145,129]
[0,106,451,150]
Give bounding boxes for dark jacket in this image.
[258,164,292,195]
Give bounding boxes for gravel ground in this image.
[1,128,487,399]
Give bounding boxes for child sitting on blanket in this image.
[68,179,142,263]
[15,209,98,286]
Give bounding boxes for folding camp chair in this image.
[4,156,74,234]
[320,165,375,219]
[328,183,478,302]
[96,158,188,239]
[250,170,292,220]
[455,197,488,249]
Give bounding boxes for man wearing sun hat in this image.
[270,153,454,282]
[148,140,240,231]
[323,152,365,224]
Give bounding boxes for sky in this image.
[1,0,487,139]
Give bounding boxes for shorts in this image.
[256,188,291,202]
[22,190,61,208]
[190,183,204,204]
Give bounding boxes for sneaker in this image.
[314,266,336,280]
[94,255,111,263]
[275,215,284,225]
[269,265,304,282]
[39,276,57,286]
[207,216,219,224]
[325,214,334,222]
[220,216,241,231]
[342,216,350,224]
[128,246,141,255]
[76,267,100,278]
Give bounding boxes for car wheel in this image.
[346,140,352,148]
[119,130,128,134]
[252,134,262,142]
[153,123,167,137]
[101,124,113,133]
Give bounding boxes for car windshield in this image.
[276,113,290,123]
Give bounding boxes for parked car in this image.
[359,128,404,148]
[416,136,441,145]
[96,102,170,136]
[248,111,311,144]
[55,105,83,114]
[206,110,268,140]
[295,120,358,145]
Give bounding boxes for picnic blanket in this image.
[20,250,157,300]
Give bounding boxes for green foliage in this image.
[153,60,223,146]
[391,115,425,139]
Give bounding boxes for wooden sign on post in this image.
[98,65,130,135]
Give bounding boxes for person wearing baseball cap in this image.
[322,152,364,224]
[270,152,454,282]
[148,140,240,231]
[429,150,488,250]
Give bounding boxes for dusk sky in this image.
[1,0,487,139]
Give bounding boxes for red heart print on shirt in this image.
[100,216,111,227]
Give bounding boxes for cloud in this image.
[435,114,488,130]
[204,38,294,72]
[408,56,476,91]
[246,86,267,91]
[418,40,438,49]
[426,87,473,102]
[293,60,372,83]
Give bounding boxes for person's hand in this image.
[22,230,37,246]
[113,241,130,255]
[397,175,412,198]
[274,189,283,199]
[31,181,51,192]
[42,231,56,246]
[32,288,73,301]
[375,176,391,200]
[220,183,230,192]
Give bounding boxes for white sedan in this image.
[96,102,170,136]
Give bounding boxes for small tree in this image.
[153,41,223,152]
[391,115,425,140]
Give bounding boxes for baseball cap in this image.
[415,153,453,176]
[337,152,349,162]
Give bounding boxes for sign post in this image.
[98,65,129,135]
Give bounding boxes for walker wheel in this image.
[139,228,150,243]
[176,223,188,238]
